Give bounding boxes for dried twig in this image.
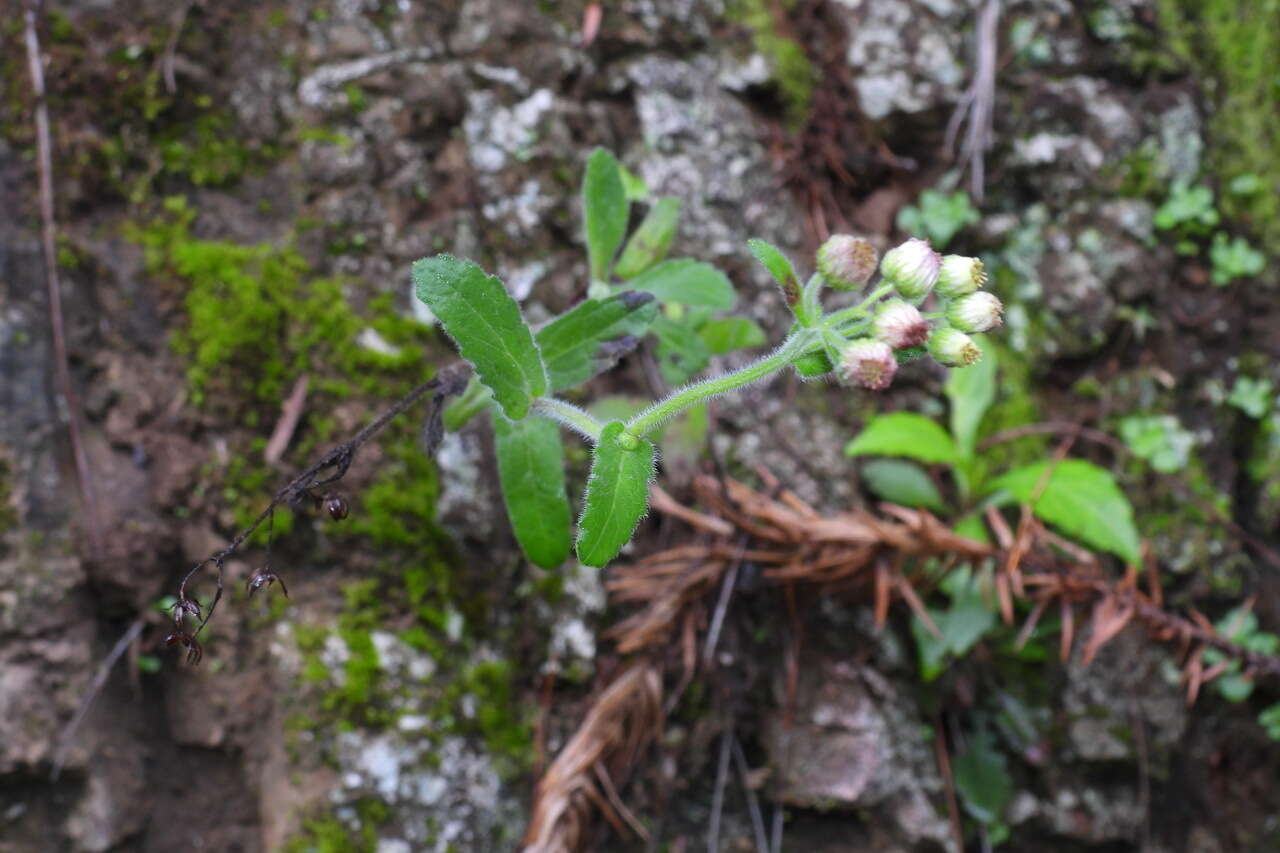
[944,0,1001,200]
[24,0,102,552]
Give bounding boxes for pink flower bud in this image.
[839,339,897,390]
[880,238,941,300]
[935,255,988,299]
[928,327,982,367]
[872,299,930,349]
[816,234,879,291]
[945,292,1003,333]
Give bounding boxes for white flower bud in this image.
[928,327,982,367]
[880,238,940,300]
[839,339,897,390]
[935,255,988,299]
[816,234,879,291]
[945,292,1003,333]
[872,299,930,350]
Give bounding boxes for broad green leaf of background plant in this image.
[1118,414,1195,473]
[412,254,546,420]
[536,292,658,391]
[845,412,960,465]
[492,409,571,568]
[911,566,997,681]
[577,421,656,567]
[624,259,736,308]
[697,316,768,354]
[584,148,629,281]
[1210,232,1266,285]
[1228,375,1274,419]
[860,458,946,512]
[952,732,1013,825]
[988,459,1142,564]
[614,198,682,279]
[747,238,801,306]
[944,337,997,458]
[653,314,712,385]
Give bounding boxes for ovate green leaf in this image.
[944,336,997,458]
[412,254,546,419]
[577,421,656,567]
[583,148,629,281]
[698,316,768,354]
[536,292,658,391]
[860,458,946,512]
[492,409,572,568]
[614,198,682,279]
[953,733,1013,824]
[625,259,736,308]
[653,314,711,385]
[747,238,801,306]
[844,412,959,465]
[989,459,1142,564]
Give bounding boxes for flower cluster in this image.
[819,234,1003,391]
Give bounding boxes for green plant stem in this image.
[823,282,896,328]
[626,330,818,437]
[799,273,824,326]
[532,397,603,441]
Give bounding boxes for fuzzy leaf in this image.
[944,336,997,458]
[698,316,768,354]
[493,409,572,568]
[747,238,801,305]
[577,421,656,567]
[625,259,736,308]
[614,198,682,279]
[583,148,629,281]
[861,458,946,512]
[989,459,1142,564]
[413,254,546,420]
[844,412,960,465]
[536,292,658,391]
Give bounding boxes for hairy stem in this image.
[823,282,896,329]
[532,397,604,442]
[626,330,817,437]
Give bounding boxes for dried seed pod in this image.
[323,494,349,521]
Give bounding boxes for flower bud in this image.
[816,234,878,291]
[880,238,941,300]
[839,339,897,390]
[945,291,1003,333]
[872,299,930,350]
[935,255,987,299]
[928,327,982,367]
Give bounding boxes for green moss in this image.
[728,0,815,129]
[1158,0,1280,258]
[282,799,388,853]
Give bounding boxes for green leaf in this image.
[583,148,629,281]
[944,336,997,458]
[844,412,959,465]
[492,409,572,569]
[747,238,801,306]
[989,459,1142,564]
[653,314,711,385]
[626,259,736,308]
[577,421,656,567]
[536,292,658,391]
[412,254,547,420]
[1118,414,1195,473]
[860,458,946,512]
[614,198,682,279]
[952,513,991,544]
[697,316,768,355]
[618,163,648,201]
[952,733,1013,825]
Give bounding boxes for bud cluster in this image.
[814,233,1005,391]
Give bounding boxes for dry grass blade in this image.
[1080,595,1134,666]
[523,665,662,853]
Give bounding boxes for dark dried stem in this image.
[24,0,102,552]
[177,365,469,635]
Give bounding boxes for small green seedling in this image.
[415,148,1005,568]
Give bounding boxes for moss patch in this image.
[1158,0,1280,257]
[728,0,815,129]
